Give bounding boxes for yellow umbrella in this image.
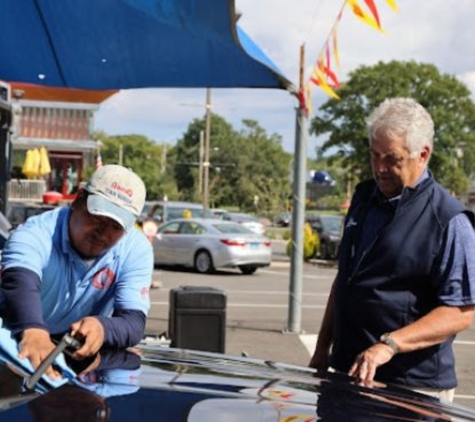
[22,150,34,178]
[22,149,32,176]
[22,149,41,179]
[39,146,51,176]
[31,148,41,177]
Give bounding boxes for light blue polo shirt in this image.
[1,206,153,334]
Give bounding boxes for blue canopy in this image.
[0,0,294,91]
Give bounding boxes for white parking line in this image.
[454,394,475,400]
[152,288,328,297]
[150,301,325,309]
[228,303,326,309]
[259,269,331,279]
[270,261,291,268]
[453,340,475,346]
[225,290,329,297]
[299,334,317,356]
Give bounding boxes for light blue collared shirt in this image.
[1,206,153,334]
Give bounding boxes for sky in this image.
[94,0,475,156]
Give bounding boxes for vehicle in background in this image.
[306,213,344,260]
[210,208,228,219]
[140,200,157,221]
[2,344,475,422]
[6,201,56,230]
[222,212,266,235]
[152,218,271,274]
[275,211,291,227]
[142,200,213,225]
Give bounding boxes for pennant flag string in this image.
[331,27,341,69]
[301,0,347,110]
[305,0,398,105]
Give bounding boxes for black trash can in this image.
[169,286,226,353]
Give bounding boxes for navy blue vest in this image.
[331,175,473,389]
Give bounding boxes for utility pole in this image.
[287,44,308,334]
[118,144,123,166]
[160,143,167,174]
[202,88,212,216]
[198,130,204,195]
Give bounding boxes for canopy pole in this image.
[286,44,307,334]
[203,88,212,216]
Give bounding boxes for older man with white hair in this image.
[309,98,475,402]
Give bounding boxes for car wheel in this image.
[239,265,257,275]
[194,250,215,274]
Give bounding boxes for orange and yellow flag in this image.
[347,0,384,33]
[310,71,340,100]
[363,0,381,28]
[386,0,398,12]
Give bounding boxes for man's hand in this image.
[19,328,61,380]
[348,343,395,386]
[70,317,105,359]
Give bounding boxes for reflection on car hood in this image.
[2,346,475,421]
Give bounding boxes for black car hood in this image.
[1,346,475,422]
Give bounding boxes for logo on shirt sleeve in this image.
[140,286,150,300]
[92,268,116,290]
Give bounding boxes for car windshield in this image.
[167,207,205,220]
[213,223,254,234]
[320,215,343,233]
[141,203,154,216]
[151,205,213,221]
[225,213,258,222]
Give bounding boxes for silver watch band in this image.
[379,333,399,354]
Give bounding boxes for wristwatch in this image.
[379,332,400,355]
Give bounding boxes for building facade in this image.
[8,82,116,200]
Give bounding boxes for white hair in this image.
[366,98,434,157]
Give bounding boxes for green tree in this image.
[175,114,292,211]
[94,132,178,200]
[310,61,475,196]
[174,114,240,202]
[231,119,292,211]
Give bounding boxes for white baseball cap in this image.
[85,165,146,231]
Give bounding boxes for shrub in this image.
[266,229,276,240]
[286,223,320,261]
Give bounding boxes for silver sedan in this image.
[152,218,271,274]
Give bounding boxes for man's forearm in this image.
[96,309,146,347]
[1,267,47,334]
[390,305,474,354]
